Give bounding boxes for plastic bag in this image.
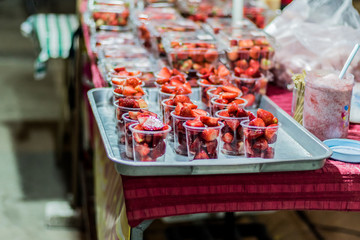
[265,0,360,89]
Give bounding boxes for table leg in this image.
[131,220,154,240]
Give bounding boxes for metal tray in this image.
[88,87,332,176]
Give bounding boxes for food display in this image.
[303,70,354,141]
[210,94,247,116]
[129,115,171,162]
[162,31,220,74]
[114,98,148,143]
[170,104,208,156]
[197,65,231,106]
[241,109,279,158]
[90,0,131,30]
[91,31,137,55]
[183,116,224,160]
[147,19,200,57]
[124,110,158,159]
[215,103,253,155]
[161,95,195,141]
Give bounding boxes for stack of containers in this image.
[203,17,257,35]
[216,27,276,108]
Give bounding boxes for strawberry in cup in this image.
[241,109,280,158]
[183,116,224,160]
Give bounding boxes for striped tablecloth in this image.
[21,14,79,79]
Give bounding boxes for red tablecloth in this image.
[121,85,360,227]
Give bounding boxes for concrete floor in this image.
[0,0,83,239]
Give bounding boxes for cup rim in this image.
[154,71,188,80]
[129,122,172,134]
[161,98,177,108]
[232,73,265,81]
[182,121,224,130]
[113,89,147,98]
[113,101,149,110]
[207,87,243,99]
[108,70,142,79]
[197,79,223,87]
[122,112,139,122]
[214,110,250,121]
[210,96,248,107]
[240,119,281,129]
[110,78,146,87]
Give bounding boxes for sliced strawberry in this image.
[252,137,268,151]
[264,147,274,158]
[123,86,137,96]
[222,85,242,95]
[174,95,191,104]
[257,109,275,126]
[164,99,175,106]
[225,119,240,131]
[218,65,230,77]
[249,118,265,127]
[186,118,205,127]
[172,68,182,76]
[179,105,194,117]
[245,139,254,155]
[194,150,210,159]
[218,110,230,117]
[215,98,228,104]
[128,111,140,120]
[221,92,238,100]
[248,112,256,121]
[206,140,217,155]
[227,102,238,115]
[161,85,175,94]
[126,77,141,87]
[265,124,278,144]
[232,99,246,105]
[201,129,218,142]
[151,140,166,159]
[117,98,137,108]
[137,99,148,108]
[134,85,145,95]
[114,87,123,94]
[200,116,219,127]
[135,143,150,157]
[157,67,171,79]
[222,132,233,143]
[242,94,256,107]
[141,116,165,131]
[189,137,200,153]
[191,109,208,117]
[184,103,197,109]
[174,103,184,115]
[114,67,126,72]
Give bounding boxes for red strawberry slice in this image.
[222,85,242,95]
[157,67,171,79]
[191,109,208,117]
[215,98,228,104]
[221,92,238,100]
[265,124,278,144]
[135,143,150,157]
[225,119,240,131]
[141,116,165,131]
[222,132,233,143]
[200,116,219,127]
[248,112,256,121]
[174,103,184,116]
[194,150,210,159]
[201,129,218,142]
[126,77,141,87]
[235,108,248,118]
[206,140,217,155]
[186,118,205,127]
[232,99,246,105]
[128,111,140,120]
[172,68,182,76]
[189,137,200,152]
[257,109,275,126]
[179,105,194,117]
[137,99,148,108]
[114,67,126,72]
[114,88,123,94]
[252,137,268,150]
[174,95,191,104]
[218,65,230,77]
[161,85,175,94]
[249,118,265,127]
[123,86,137,96]
[218,110,230,117]
[242,94,256,107]
[227,102,238,114]
[117,98,137,108]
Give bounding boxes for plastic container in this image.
[177,0,231,21]
[90,31,137,55]
[170,111,196,156]
[241,120,280,158]
[203,17,256,35]
[243,0,278,29]
[122,113,138,158]
[147,19,200,57]
[215,110,249,155]
[90,0,131,30]
[161,99,176,141]
[232,73,268,108]
[217,28,275,73]
[98,45,149,59]
[303,70,354,141]
[183,121,224,160]
[162,31,221,74]
[130,123,171,162]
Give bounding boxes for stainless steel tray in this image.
[88,87,332,176]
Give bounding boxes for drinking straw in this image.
[339,43,360,79]
[232,0,244,27]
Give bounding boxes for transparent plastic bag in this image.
[265,0,360,89]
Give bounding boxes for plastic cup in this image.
[241,120,280,158]
[215,111,249,155]
[231,73,267,108]
[170,111,196,156]
[210,96,247,116]
[129,123,171,162]
[183,121,224,160]
[303,70,354,141]
[158,89,192,113]
[197,79,223,107]
[161,99,177,142]
[113,101,148,142]
[122,113,138,159]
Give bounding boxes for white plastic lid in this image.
[323,139,360,163]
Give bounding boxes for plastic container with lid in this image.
[89,0,131,30]
[90,30,137,55]
[203,17,257,35]
[243,0,278,29]
[147,19,200,57]
[97,44,149,59]
[217,28,275,74]
[162,31,221,73]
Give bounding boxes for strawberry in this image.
[264,147,274,158]
[227,102,238,115]
[134,85,145,95]
[221,92,238,100]
[225,119,240,131]
[252,137,268,151]
[232,99,246,105]
[189,137,200,153]
[244,67,257,77]
[235,108,248,118]
[191,109,208,117]
[186,118,205,127]
[114,67,126,72]
[248,112,256,121]
[161,85,175,94]
[249,59,260,71]
[122,86,137,96]
[174,103,183,115]
[126,77,141,87]
[227,50,238,61]
[174,95,191,104]
[218,65,230,77]
[141,116,165,131]
[200,116,219,127]
[204,49,218,62]
[117,98,137,108]
[222,85,242,95]
[157,67,171,79]
[215,98,228,104]
[236,59,248,70]
[194,150,210,159]
[242,94,256,107]
[249,46,261,59]
[222,132,233,143]
[128,111,140,120]
[151,140,166,159]
[206,140,217,155]
[218,111,230,117]
[180,105,194,117]
[201,129,218,142]
[265,124,278,144]
[257,109,274,126]
[135,143,150,157]
[245,139,254,155]
[249,118,265,127]
[114,88,123,94]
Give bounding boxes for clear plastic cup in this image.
[161,99,177,141]
[170,111,196,156]
[215,110,249,155]
[210,97,247,116]
[303,70,354,140]
[129,123,171,162]
[197,79,223,107]
[122,113,138,159]
[158,89,192,112]
[232,73,267,108]
[183,121,224,160]
[241,120,280,158]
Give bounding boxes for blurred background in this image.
[1,0,360,240]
